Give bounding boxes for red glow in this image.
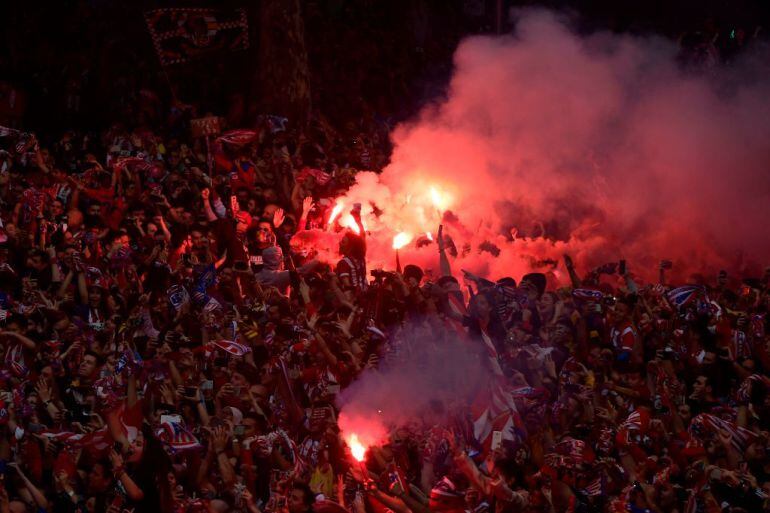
[327,202,344,227]
[392,232,413,250]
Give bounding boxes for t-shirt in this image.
[336,256,367,293]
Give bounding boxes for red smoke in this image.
[326,9,770,284]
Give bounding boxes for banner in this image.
[145,8,249,66]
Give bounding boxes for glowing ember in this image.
[392,232,413,250]
[348,433,367,462]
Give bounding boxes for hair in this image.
[403,264,423,284]
[292,481,317,510]
[342,232,366,260]
[133,423,174,513]
[83,350,105,367]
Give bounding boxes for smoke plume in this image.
[337,9,770,283]
[337,334,487,445]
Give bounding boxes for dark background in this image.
[2,0,767,134]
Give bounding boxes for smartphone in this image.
[184,386,197,397]
[234,425,246,436]
[660,260,673,270]
[491,430,503,452]
[200,380,214,391]
[619,259,626,275]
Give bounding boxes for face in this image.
[289,489,309,513]
[255,222,272,245]
[474,295,491,317]
[538,291,555,311]
[692,376,709,398]
[78,354,98,378]
[231,371,247,389]
[242,417,259,438]
[191,230,207,250]
[88,287,102,307]
[27,254,45,271]
[50,200,64,217]
[87,463,111,494]
[127,430,145,463]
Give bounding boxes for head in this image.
[78,351,101,380]
[235,212,252,236]
[691,375,713,400]
[254,220,273,247]
[339,232,364,259]
[86,461,113,494]
[469,292,493,319]
[289,482,316,513]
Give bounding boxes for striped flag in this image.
[210,338,251,357]
[217,129,258,147]
[666,285,703,308]
[688,413,758,454]
[737,374,770,403]
[471,382,524,456]
[429,476,465,513]
[156,419,201,451]
[572,288,604,301]
[0,126,20,138]
[41,428,112,455]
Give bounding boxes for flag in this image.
[210,339,251,357]
[216,129,258,147]
[41,428,112,455]
[155,419,201,451]
[737,374,770,403]
[666,285,703,308]
[144,8,249,66]
[581,475,605,497]
[429,477,465,513]
[4,343,28,378]
[688,413,758,454]
[471,382,524,455]
[0,126,21,138]
[572,288,604,301]
[167,284,190,311]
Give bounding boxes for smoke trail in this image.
[336,332,488,444]
[337,9,770,283]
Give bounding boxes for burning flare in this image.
[347,433,367,462]
[327,202,344,227]
[392,232,413,250]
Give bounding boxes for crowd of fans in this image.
[0,106,769,513]
[0,3,769,512]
